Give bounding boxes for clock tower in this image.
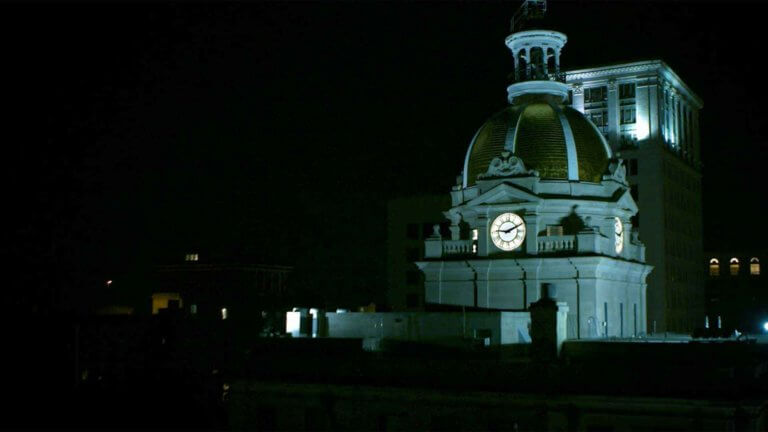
[416,3,652,339]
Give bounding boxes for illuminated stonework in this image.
[417,23,652,340]
[564,60,704,334]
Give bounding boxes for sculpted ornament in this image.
[602,159,627,184]
[478,151,538,179]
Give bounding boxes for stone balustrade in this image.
[538,235,576,253]
[443,240,474,256]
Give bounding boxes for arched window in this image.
[751,257,760,276]
[709,258,719,276]
[730,258,740,276]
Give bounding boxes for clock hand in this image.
[500,223,522,234]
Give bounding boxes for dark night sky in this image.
[6,1,768,311]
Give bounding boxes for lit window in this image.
[709,258,719,276]
[546,225,564,236]
[472,243,477,254]
[190,304,197,315]
[151,292,183,315]
[221,308,228,320]
[589,110,608,127]
[185,253,199,262]
[621,107,636,124]
[472,229,478,241]
[730,258,739,276]
[751,258,760,275]
[585,86,607,103]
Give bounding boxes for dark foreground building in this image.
[227,336,768,431]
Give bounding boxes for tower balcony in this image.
[511,71,566,84]
[425,239,475,259]
[423,231,645,261]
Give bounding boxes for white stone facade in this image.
[565,61,704,333]
[417,172,652,339]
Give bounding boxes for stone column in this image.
[513,54,520,82]
[449,212,461,241]
[647,77,660,141]
[674,93,681,151]
[607,79,619,147]
[692,108,700,165]
[524,212,539,255]
[525,47,532,80]
[663,85,671,142]
[636,81,650,142]
[476,215,489,257]
[571,84,584,112]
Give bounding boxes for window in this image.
[567,90,573,105]
[546,225,564,236]
[619,83,635,99]
[621,107,636,124]
[630,184,639,202]
[628,159,638,176]
[585,86,607,103]
[185,253,199,262]
[221,308,228,320]
[751,258,760,275]
[190,304,198,315]
[729,258,739,276]
[589,111,608,127]
[472,229,478,241]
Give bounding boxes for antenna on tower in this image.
[510,0,547,33]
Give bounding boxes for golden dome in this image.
[463,101,611,186]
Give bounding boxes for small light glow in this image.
[635,116,649,141]
[185,253,199,262]
[763,322,768,332]
[221,308,228,320]
[106,280,113,287]
[286,311,301,336]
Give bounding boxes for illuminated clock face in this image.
[614,217,624,254]
[490,212,526,251]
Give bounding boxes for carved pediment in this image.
[465,182,540,207]
[614,187,638,212]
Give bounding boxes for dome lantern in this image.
[461,2,612,188]
[505,30,568,104]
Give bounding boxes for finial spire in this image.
[510,0,547,33]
